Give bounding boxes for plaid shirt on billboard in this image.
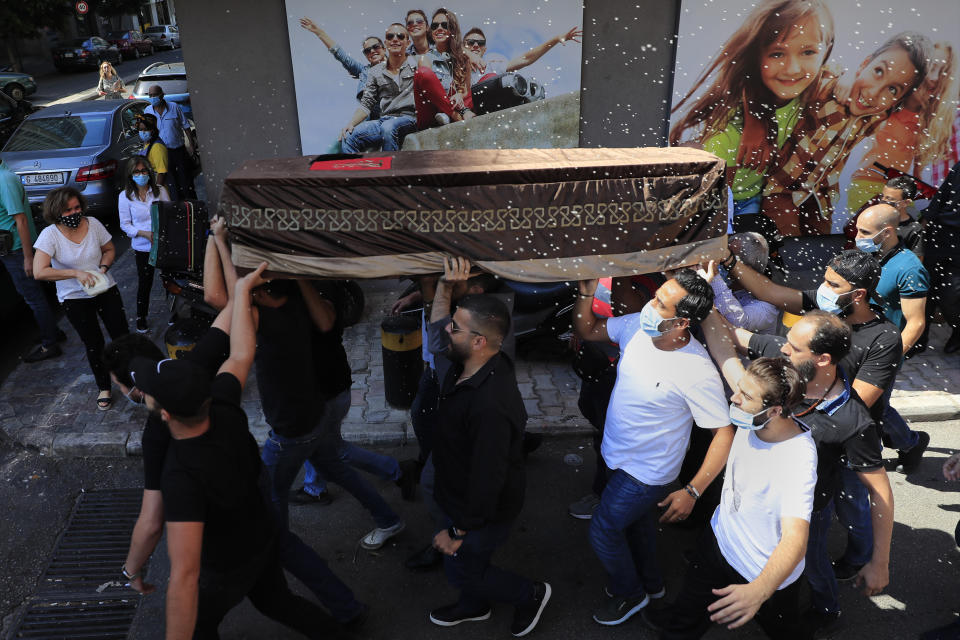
[764,76,885,220]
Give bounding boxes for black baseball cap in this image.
[130,356,211,417]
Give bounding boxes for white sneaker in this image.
[568,494,601,520]
[435,112,451,126]
[360,521,405,549]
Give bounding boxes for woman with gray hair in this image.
[700,233,779,334]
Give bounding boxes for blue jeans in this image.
[261,389,400,530]
[302,443,401,495]
[589,469,670,599]
[440,515,533,612]
[341,115,416,153]
[879,381,920,451]
[0,250,59,347]
[805,502,841,615]
[835,466,873,567]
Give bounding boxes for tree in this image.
[0,0,70,72]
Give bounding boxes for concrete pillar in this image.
[149,1,159,27]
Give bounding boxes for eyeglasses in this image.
[406,17,425,27]
[362,43,383,55]
[464,38,485,47]
[384,32,406,41]
[449,319,483,337]
[431,21,450,31]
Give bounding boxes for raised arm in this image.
[574,279,610,342]
[298,280,336,332]
[430,256,470,323]
[505,26,582,72]
[218,262,268,388]
[701,308,747,391]
[729,258,804,314]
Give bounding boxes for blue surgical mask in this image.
[729,403,771,431]
[855,230,883,253]
[138,130,152,142]
[132,173,150,187]
[639,301,676,338]
[815,283,854,316]
[149,96,163,106]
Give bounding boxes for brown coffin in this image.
[218,148,727,281]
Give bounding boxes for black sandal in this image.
[97,392,113,411]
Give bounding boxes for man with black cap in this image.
[132,263,340,639]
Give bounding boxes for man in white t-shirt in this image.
[644,327,817,638]
[574,270,734,626]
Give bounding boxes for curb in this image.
[891,394,960,423]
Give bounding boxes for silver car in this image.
[143,25,180,50]
[1,100,149,222]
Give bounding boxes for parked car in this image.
[130,62,192,119]
[0,91,35,148]
[0,69,38,101]
[143,25,180,50]
[1,100,149,221]
[106,30,154,60]
[52,37,123,71]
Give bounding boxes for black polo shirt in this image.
[749,334,884,511]
[433,352,528,531]
[800,292,902,422]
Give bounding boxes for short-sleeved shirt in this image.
[34,217,117,302]
[0,160,34,251]
[161,372,276,572]
[142,327,231,491]
[145,101,189,149]
[800,291,902,421]
[874,244,929,330]
[602,314,731,486]
[712,426,818,588]
[143,141,169,175]
[749,334,884,511]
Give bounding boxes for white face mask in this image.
[728,403,773,431]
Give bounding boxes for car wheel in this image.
[6,84,24,101]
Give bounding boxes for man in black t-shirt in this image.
[704,309,894,634]
[880,176,924,258]
[131,264,340,639]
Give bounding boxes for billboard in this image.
[283,1,583,155]
[669,0,960,237]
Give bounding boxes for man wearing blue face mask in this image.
[144,85,194,200]
[643,357,815,638]
[854,203,929,357]
[575,270,734,626]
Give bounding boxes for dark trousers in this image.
[651,526,808,640]
[929,257,960,329]
[166,145,195,200]
[441,517,533,612]
[410,366,440,465]
[133,250,155,322]
[61,287,129,390]
[194,535,338,640]
[577,367,616,496]
[0,249,59,347]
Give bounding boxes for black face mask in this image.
[59,213,82,229]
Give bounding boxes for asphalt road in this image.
[3,427,960,639]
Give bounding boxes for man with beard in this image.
[426,257,551,636]
[701,308,893,635]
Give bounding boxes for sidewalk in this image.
[0,244,957,457]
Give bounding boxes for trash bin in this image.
[380,314,422,409]
[164,316,211,360]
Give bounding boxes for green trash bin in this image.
[380,314,422,409]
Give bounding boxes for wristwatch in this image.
[447,526,465,541]
[121,565,140,581]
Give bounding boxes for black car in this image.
[52,37,122,71]
[0,90,33,148]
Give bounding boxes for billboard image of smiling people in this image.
[285,1,583,156]
[670,0,960,238]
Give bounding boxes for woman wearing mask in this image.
[413,7,474,129]
[134,113,168,189]
[33,187,129,410]
[118,157,170,333]
[97,62,125,99]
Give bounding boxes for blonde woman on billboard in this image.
[761,32,931,236]
[846,41,960,213]
[669,0,834,252]
[414,8,475,128]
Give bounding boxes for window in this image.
[120,104,144,131]
[5,115,111,151]
[133,76,188,95]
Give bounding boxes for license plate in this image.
[22,172,65,186]
[62,52,74,58]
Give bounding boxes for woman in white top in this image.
[34,187,129,410]
[118,156,170,332]
[97,62,124,99]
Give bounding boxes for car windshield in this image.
[107,32,129,40]
[4,115,110,151]
[133,77,188,95]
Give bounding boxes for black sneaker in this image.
[429,602,491,627]
[405,544,443,572]
[898,431,931,473]
[288,488,333,505]
[803,608,844,637]
[395,459,420,501]
[23,343,61,363]
[593,592,649,626]
[511,582,551,637]
[831,558,863,582]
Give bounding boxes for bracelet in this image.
[684,483,701,500]
[578,292,594,299]
[121,565,140,581]
[447,526,465,541]
[721,252,737,271]
[99,264,110,272]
